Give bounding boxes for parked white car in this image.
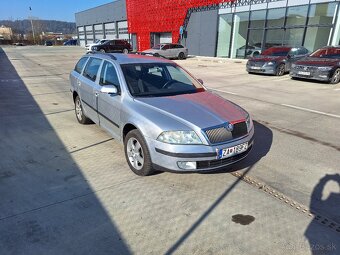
[143,43,188,60]
[85,39,110,52]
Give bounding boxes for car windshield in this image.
[261,47,291,56]
[121,63,205,97]
[151,44,161,50]
[310,48,340,59]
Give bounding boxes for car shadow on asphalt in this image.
[0,47,132,254]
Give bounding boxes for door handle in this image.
[77,80,81,86]
[95,91,99,97]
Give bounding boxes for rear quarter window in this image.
[74,57,88,74]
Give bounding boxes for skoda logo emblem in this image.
[225,123,234,132]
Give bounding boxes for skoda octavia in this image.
[70,53,254,176]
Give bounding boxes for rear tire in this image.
[329,68,340,84]
[276,63,285,76]
[74,96,92,124]
[122,48,129,54]
[124,129,154,176]
[178,52,185,60]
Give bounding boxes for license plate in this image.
[298,71,310,76]
[251,66,261,70]
[219,142,248,159]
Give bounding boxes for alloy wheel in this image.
[75,98,83,121]
[126,137,144,170]
[331,69,340,84]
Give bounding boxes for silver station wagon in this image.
[70,53,254,176]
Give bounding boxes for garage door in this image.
[117,21,129,40]
[160,33,172,44]
[78,27,85,47]
[104,23,116,40]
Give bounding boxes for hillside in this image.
[0,19,76,35]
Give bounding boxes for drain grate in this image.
[231,171,340,234]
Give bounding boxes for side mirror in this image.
[100,85,118,95]
[198,78,204,85]
[287,54,292,59]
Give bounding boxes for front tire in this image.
[276,63,285,76]
[100,49,106,53]
[124,129,154,176]
[329,68,340,84]
[74,96,92,124]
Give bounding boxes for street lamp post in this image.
[29,7,36,44]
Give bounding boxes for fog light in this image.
[177,161,197,170]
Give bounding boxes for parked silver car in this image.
[70,53,254,176]
[142,43,188,59]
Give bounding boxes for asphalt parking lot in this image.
[0,46,339,255]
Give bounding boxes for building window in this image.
[266,29,284,48]
[216,14,233,58]
[308,3,337,26]
[267,8,285,28]
[232,12,249,59]
[286,6,308,27]
[305,27,332,52]
[250,10,266,29]
[283,28,304,47]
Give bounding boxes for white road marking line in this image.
[208,88,238,95]
[281,104,340,119]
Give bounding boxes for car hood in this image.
[249,55,285,62]
[135,91,247,129]
[294,57,340,66]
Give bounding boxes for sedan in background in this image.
[69,53,254,176]
[290,46,340,84]
[246,46,309,76]
[143,43,188,60]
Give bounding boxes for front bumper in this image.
[290,69,331,82]
[247,65,277,75]
[146,127,254,172]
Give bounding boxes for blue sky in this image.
[0,0,113,22]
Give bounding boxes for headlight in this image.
[246,115,253,132]
[266,61,275,66]
[157,131,202,145]
[318,66,332,71]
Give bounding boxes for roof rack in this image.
[86,51,117,60]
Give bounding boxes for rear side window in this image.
[83,58,102,82]
[175,44,184,49]
[74,57,88,74]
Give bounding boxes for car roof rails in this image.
[86,51,117,60]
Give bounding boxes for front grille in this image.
[249,61,265,67]
[196,146,251,170]
[205,122,248,144]
[294,65,318,71]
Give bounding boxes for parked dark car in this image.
[44,40,53,46]
[91,40,132,54]
[246,46,309,76]
[64,39,78,46]
[290,46,340,84]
